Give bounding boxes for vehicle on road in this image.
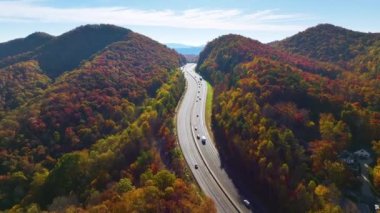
[201,136,206,144]
[197,134,200,139]
[196,114,199,117]
[194,126,198,131]
[200,77,203,81]
[243,199,250,208]
[194,164,199,169]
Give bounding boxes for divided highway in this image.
[177,63,251,213]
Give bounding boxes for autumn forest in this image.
[0,22,379,212]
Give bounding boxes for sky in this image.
[0,0,379,46]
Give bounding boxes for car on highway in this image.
[243,199,250,208]
[199,77,203,81]
[194,164,199,169]
[194,126,198,131]
[201,136,206,145]
[196,114,199,117]
[196,134,200,139]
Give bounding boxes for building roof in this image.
[354,149,370,156]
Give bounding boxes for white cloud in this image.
[0,1,308,32]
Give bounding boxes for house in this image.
[338,150,360,174]
[339,150,355,165]
[354,149,371,159]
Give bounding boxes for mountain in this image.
[0,32,53,60]
[166,43,193,48]
[271,24,380,64]
[198,34,343,79]
[197,33,380,212]
[166,43,204,55]
[0,24,132,78]
[0,25,213,212]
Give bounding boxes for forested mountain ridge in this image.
[271,24,380,65]
[0,25,214,212]
[197,31,380,212]
[0,32,53,61]
[0,24,131,78]
[199,34,344,80]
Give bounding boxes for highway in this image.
[176,63,251,213]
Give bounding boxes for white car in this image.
[201,136,206,144]
[243,199,250,208]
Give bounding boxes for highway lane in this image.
[177,63,251,213]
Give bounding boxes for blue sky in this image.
[0,0,379,45]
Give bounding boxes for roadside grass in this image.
[205,81,214,134]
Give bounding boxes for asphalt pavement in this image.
[176,63,251,213]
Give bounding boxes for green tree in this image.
[116,178,134,194]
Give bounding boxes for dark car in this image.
[194,164,198,169]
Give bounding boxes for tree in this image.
[373,159,380,191]
[153,170,176,191]
[116,178,134,194]
[319,114,351,151]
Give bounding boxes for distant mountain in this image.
[198,32,380,212]
[166,43,204,55]
[0,25,213,212]
[166,43,193,48]
[0,32,53,60]
[271,24,380,64]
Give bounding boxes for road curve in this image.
[177,63,251,213]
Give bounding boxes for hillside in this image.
[0,32,53,60]
[351,40,380,75]
[199,34,343,80]
[197,34,380,212]
[0,60,51,114]
[0,24,131,78]
[0,26,214,212]
[272,24,380,64]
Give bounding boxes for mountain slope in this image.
[0,24,131,78]
[0,60,51,113]
[0,32,53,60]
[272,24,380,64]
[197,34,380,212]
[198,34,343,80]
[0,26,214,212]
[351,40,380,75]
